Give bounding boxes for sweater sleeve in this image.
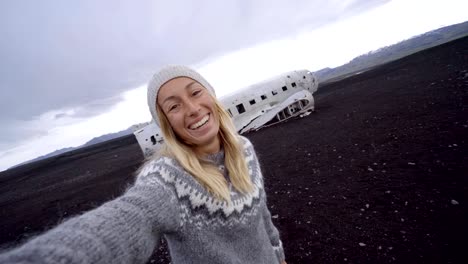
[0,165,180,264]
[242,136,286,263]
[262,197,286,263]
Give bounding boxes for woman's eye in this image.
[193,90,202,96]
[169,104,179,111]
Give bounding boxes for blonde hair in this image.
[155,95,253,202]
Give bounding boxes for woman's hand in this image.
[281,261,287,264]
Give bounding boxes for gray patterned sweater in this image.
[0,137,285,264]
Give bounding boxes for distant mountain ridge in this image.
[9,122,149,169]
[315,21,468,83]
[84,128,133,147]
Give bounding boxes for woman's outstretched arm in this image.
[0,169,180,264]
[261,192,286,264]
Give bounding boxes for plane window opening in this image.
[303,76,306,79]
[227,109,233,117]
[261,95,267,100]
[249,99,256,105]
[150,136,157,145]
[272,90,278,96]
[282,86,287,91]
[291,82,296,87]
[236,103,246,114]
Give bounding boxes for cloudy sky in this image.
[0,0,467,171]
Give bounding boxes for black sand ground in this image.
[0,37,467,263]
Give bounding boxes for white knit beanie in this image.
[147,65,216,127]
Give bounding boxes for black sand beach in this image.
[1,36,467,263]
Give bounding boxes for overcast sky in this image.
[1,0,467,171]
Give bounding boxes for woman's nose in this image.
[185,100,200,116]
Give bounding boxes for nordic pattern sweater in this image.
[0,137,285,264]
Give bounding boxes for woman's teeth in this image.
[189,114,209,130]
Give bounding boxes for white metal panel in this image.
[220,69,318,131]
[239,90,314,133]
[133,122,163,157]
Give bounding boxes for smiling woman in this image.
[0,65,287,264]
[149,67,254,203]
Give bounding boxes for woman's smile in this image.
[188,113,210,130]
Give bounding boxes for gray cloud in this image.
[0,0,388,148]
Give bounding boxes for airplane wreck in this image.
[134,69,319,157]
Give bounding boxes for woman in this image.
[0,65,286,264]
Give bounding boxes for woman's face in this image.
[157,77,220,151]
